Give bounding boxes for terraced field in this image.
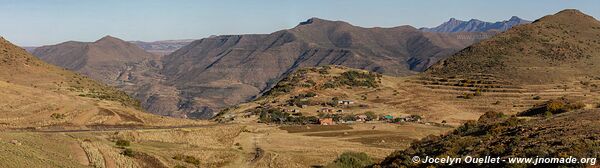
[220,66,600,127]
[398,74,600,121]
[410,75,600,110]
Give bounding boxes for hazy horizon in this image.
[1,0,599,46]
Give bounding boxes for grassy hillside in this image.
[374,9,600,168]
[216,66,399,124]
[215,65,600,127]
[427,9,600,84]
[0,37,200,129]
[375,106,600,168]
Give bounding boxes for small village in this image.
[231,98,429,126]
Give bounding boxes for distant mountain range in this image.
[24,39,195,56]
[32,18,501,118]
[158,18,493,118]
[129,39,195,55]
[23,17,529,55]
[421,16,531,32]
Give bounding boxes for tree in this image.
[326,152,373,168]
[121,148,135,157]
[116,139,130,147]
[305,92,317,97]
[364,111,376,121]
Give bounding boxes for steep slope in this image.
[421,16,531,32]
[376,109,600,168]
[130,39,195,55]
[160,18,495,118]
[32,36,161,86]
[427,9,600,84]
[0,37,197,129]
[31,36,186,117]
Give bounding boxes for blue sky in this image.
[1,0,599,46]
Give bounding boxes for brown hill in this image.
[427,9,600,84]
[160,18,495,118]
[32,36,161,86]
[31,36,186,117]
[0,36,198,129]
[374,9,600,168]
[375,108,600,168]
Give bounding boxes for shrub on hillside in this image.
[306,80,317,87]
[518,98,585,116]
[253,106,318,124]
[322,70,380,89]
[116,139,130,147]
[121,148,135,157]
[305,92,317,97]
[364,111,376,121]
[338,71,379,88]
[458,93,475,99]
[173,154,201,165]
[477,111,507,123]
[319,67,330,74]
[323,82,339,89]
[265,83,294,96]
[50,113,66,119]
[474,89,483,96]
[326,152,373,168]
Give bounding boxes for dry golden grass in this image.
[221,66,600,127]
[79,140,107,168]
[0,122,450,168]
[0,80,206,130]
[0,132,87,168]
[0,37,207,130]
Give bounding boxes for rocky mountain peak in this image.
[509,16,522,21]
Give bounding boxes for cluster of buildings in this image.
[318,114,422,125]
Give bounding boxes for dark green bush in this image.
[326,152,373,168]
[337,71,379,88]
[116,139,130,147]
[121,148,135,157]
[364,111,376,121]
[173,154,201,165]
[305,92,317,97]
[254,106,318,124]
[50,113,66,119]
[459,93,474,99]
[319,66,331,74]
[518,98,585,116]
